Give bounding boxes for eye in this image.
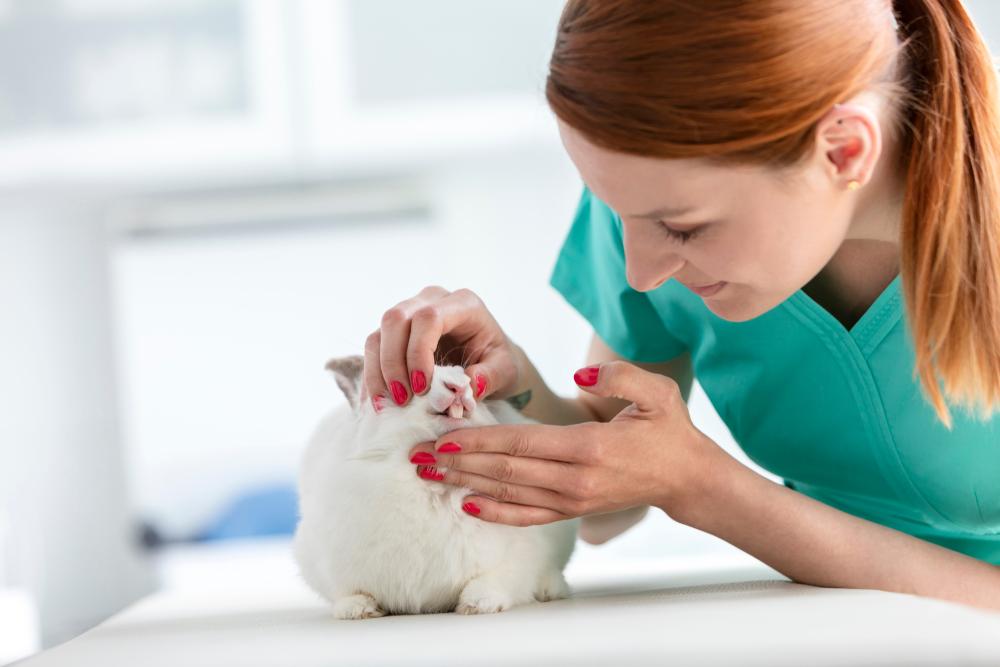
[658,221,704,244]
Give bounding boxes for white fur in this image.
[292,363,579,618]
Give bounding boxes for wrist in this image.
[505,341,533,396]
[659,435,746,530]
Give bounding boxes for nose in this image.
[439,379,475,418]
[623,226,685,292]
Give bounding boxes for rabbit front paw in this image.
[333,592,387,620]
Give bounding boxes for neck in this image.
[844,134,905,246]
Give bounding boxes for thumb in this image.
[573,360,680,413]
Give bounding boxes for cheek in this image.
[699,217,830,319]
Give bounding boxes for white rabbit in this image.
[292,355,579,619]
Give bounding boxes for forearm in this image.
[674,448,1000,610]
[507,342,599,426]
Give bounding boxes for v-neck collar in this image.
[785,273,903,356]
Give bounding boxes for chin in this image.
[704,291,784,322]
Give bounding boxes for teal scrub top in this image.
[549,186,1000,565]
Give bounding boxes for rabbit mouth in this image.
[435,403,468,419]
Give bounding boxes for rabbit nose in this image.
[443,381,464,395]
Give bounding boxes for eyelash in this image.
[658,222,703,244]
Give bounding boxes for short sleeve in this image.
[549,186,688,362]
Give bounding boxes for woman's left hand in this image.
[408,360,729,526]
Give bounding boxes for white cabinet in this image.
[0,0,566,189]
[0,0,294,187]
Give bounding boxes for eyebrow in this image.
[627,205,697,219]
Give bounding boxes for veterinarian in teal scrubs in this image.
[367,1,1000,611]
[550,185,1000,565]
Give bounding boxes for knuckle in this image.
[565,497,589,516]
[572,473,597,499]
[411,305,440,326]
[507,431,532,458]
[364,330,381,350]
[493,482,517,503]
[452,287,481,305]
[381,307,407,327]
[488,458,515,482]
[582,433,605,462]
[656,376,681,404]
[660,375,680,395]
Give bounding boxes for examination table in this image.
[15,538,1000,667]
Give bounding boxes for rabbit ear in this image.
[325,355,365,411]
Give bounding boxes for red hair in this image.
[546,0,1000,428]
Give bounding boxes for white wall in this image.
[0,195,153,647]
[109,144,598,537]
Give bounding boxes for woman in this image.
[364,0,1000,610]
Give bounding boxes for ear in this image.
[324,355,365,411]
[815,101,883,190]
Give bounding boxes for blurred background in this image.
[2,0,999,662]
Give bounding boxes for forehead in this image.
[556,119,771,215]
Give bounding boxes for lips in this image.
[432,392,476,419]
[686,281,726,297]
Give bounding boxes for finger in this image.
[434,424,586,463]
[379,304,413,406]
[406,289,494,395]
[464,350,516,401]
[426,288,514,400]
[407,441,438,465]
[363,330,388,413]
[458,495,573,527]
[406,303,444,396]
[414,464,572,514]
[388,288,479,402]
[428,452,579,496]
[572,360,681,413]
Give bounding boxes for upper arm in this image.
[578,331,694,423]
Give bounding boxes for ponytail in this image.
[893,0,1000,428]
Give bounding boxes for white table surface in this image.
[15,536,1000,667]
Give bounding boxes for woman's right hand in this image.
[364,286,522,410]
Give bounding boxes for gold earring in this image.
[847,179,861,191]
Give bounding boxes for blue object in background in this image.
[196,483,300,541]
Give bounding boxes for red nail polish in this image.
[390,380,408,405]
[437,442,461,453]
[474,374,487,398]
[462,501,481,515]
[371,394,385,413]
[420,467,444,481]
[411,370,427,394]
[573,366,600,386]
[410,452,436,464]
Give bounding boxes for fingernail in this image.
[573,365,600,386]
[410,452,436,464]
[390,380,408,405]
[474,374,487,398]
[371,394,385,413]
[410,370,427,394]
[462,501,481,515]
[437,442,461,453]
[420,466,444,481]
